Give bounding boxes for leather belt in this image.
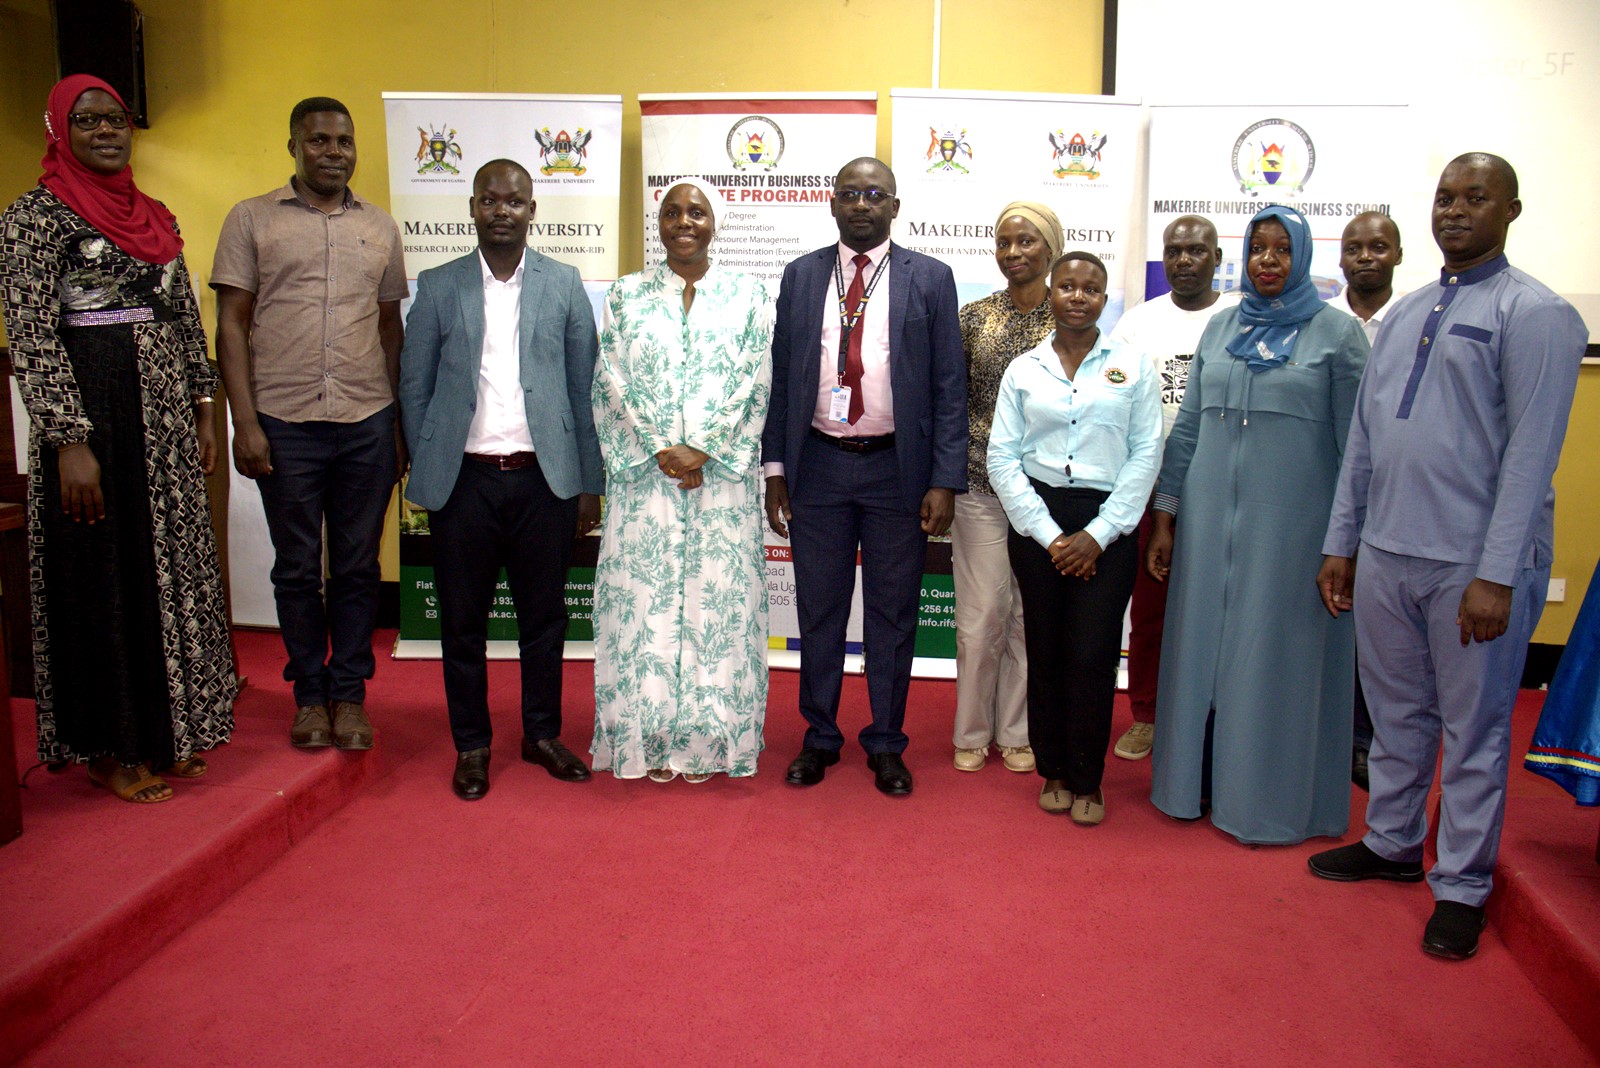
[465,451,537,471]
[808,427,895,454]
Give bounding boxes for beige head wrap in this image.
[994,201,1064,263]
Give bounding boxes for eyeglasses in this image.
[833,188,893,206]
[68,110,131,131]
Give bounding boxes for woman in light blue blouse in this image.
[987,252,1162,824]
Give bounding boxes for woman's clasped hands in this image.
[656,444,709,489]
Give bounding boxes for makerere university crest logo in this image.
[726,116,785,170]
[1049,129,1107,180]
[1231,118,1316,196]
[415,124,463,175]
[535,128,592,176]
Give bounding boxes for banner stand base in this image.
[392,638,597,662]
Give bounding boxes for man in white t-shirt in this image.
[1108,215,1240,760]
[1335,210,1404,790]
[1338,210,1404,344]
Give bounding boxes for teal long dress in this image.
[1150,303,1369,843]
[590,262,773,778]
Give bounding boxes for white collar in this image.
[479,250,525,287]
[836,239,890,268]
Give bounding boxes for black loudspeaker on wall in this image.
[52,0,149,128]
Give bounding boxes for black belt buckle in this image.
[811,427,894,454]
[467,451,536,471]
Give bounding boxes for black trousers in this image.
[1008,484,1138,795]
[430,457,578,752]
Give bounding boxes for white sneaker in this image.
[998,745,1035,773]
[1113,722,1154,760]
[953,747,988,772]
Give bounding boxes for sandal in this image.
[646,769,678,783]
[88,760,173,804]
[162,756,208,778]
[683,772,713,784]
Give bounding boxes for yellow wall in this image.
[0,0,1103,587]
[2,0,1595,643]
[1542,367,1600,643]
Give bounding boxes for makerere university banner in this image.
[891,89,1143,330]
[383,91,622,659]
[1144,104,1416,302]
[639,93,877,287]
[638,93,973,674]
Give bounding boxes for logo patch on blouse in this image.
[1104,367,1127,384]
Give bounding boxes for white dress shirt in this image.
[464,252,536,455]
[1337,285,1405,346]
[811,239,894,437]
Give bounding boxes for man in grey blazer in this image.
[762,157,967,796]
[399,159,603,800]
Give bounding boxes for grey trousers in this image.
[1355,545,1547,906]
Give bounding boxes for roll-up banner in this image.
[383,92,623,659]
[891,89,1144,329]
[1144,104,1415,303]
[889,89,1145,678]
[639,93,891,672]
[639,93,877,286]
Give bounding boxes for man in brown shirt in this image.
[212,96,408,751]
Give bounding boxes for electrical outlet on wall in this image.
[1548,578,1566,602]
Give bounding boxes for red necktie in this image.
[842,253,871,425]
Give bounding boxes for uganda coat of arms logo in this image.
[415,125,463,175]
[926,127,972,174]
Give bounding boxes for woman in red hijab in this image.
[0,75,234,802]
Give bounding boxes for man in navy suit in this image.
[763,157,967,796]
[399,159,604,800]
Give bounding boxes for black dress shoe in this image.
[522,737,591,782]
[1422,900,1487,960]
[1352,747,1370,791]
[867,752,913,796]
[785,747,840,786]
[453,747,491,801]
[1308,841,1424,882]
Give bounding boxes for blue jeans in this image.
[256,406,396,707]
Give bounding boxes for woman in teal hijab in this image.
[1145,205,1372,844]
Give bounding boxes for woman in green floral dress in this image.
[590,178,773,782]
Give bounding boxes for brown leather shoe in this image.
[521,737,591,781]
[452,747,491,800]
[330,700,374,751]
[291,704,332,749]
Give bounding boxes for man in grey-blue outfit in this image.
[1309,153,1588,960]
[400,159,603,800]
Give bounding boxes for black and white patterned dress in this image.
[0,186,235,766]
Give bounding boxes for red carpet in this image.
[3,630,1597,1065]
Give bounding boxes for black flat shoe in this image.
[866,752,912,796]
[1422,900,1487,960]
[785,747,840,786]
[453,747,491,801]
[1308,841,1424,882]
[522,737,591,782]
